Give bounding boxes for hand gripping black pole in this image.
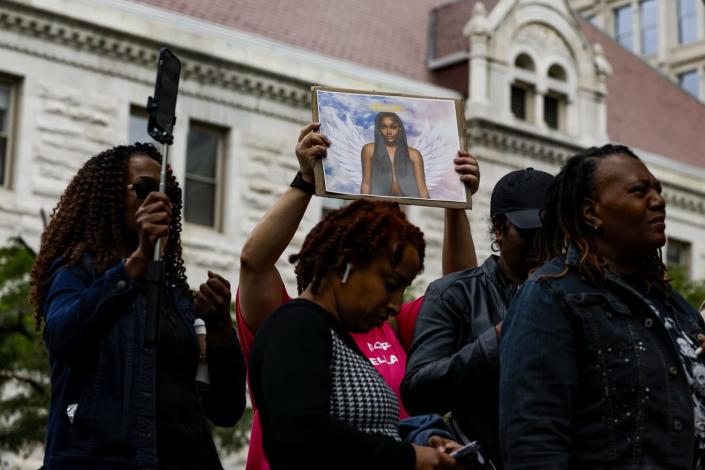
[143,48,181,347]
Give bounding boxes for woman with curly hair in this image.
[500,145,705,469]
[248,199,457,469]
[30,143,246,469]
[237,122,479,470]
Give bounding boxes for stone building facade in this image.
[2,0,705,468]
[1,0,704,299]
[0,0,463,294]
[570,0,705,102]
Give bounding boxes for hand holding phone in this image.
[449,441,496,469]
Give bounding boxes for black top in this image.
[155,289,221,469]
[249,298,415,470]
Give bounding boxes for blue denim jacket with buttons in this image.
[500,245,704,470]
[41,257,246,469]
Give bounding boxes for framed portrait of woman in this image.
[311,86,471,209]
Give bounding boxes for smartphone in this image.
[449,441,496,469]
[147,48,181,144]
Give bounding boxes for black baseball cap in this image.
[490,168,554,230]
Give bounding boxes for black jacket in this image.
[401,256,516,466]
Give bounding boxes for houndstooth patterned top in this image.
[328,330,401,440]
[249,299,415,469]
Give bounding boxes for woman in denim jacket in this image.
[30,143,246,469]
[500,145,705,470]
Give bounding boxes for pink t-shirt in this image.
[235,286,423,470]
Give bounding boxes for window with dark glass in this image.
[514,54,535,71]
[666,238,692,278]
[679,70,699,98]
[129,107,160,146]
[548,64,567,81]
[511,85,527,121]
[614,4,634,51]
[185,124,225,228]
[640,0,658,55]
[678,0,698,44]
[0,81,14,188]
[544,95,559,130]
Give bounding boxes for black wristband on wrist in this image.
[290,171,316,195]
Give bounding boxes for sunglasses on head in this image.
[126,178,180,202]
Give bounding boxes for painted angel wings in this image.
[319,109,367,195]
[319,108,463,200]
[410,119,458,192]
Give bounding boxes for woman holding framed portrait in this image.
[236,122,480,470]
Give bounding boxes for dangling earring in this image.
[491,240,501,252]
[341,263,353,284]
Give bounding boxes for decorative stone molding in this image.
[468,118,705,216]
[513,23,572,61]
[663,188,705,215]
[0,1,311,116]
[467,118,581,166]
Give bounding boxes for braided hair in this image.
[289,199,425,295]
[29,143,189,329]
[538,144,668,292]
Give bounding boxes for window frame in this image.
[510,81,535,124]
[677,69,700,98]
[666,237,692,278]
[184,121,227,231]
[677,0,698,45]
[639,0,659,56]
[0,76,18,190]
[614,3,635,51]
[543,91,567,132]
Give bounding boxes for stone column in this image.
[464,2,491,118]
[632,0,641,55]
[657,0,669,68]
[697,0,705,42]
[593,43,612,142]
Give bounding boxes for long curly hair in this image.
[538,144,668,293]
[29,143,189,330]
[289,199,425,295]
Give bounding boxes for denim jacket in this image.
[42,257,246,469]
[500,246,704,470]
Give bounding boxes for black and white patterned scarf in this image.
[328,329,401,440]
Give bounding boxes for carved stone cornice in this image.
[0,1,311,118]
[467,118,705,215]
[468,118,582,166]
[662,187,705,215]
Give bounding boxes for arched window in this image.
[547,64,567,81]
[515,53,535,71]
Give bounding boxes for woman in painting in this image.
[361,112,430,198]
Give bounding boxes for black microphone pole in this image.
[144,48,181,347]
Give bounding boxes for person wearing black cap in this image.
[401,167,554,469]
